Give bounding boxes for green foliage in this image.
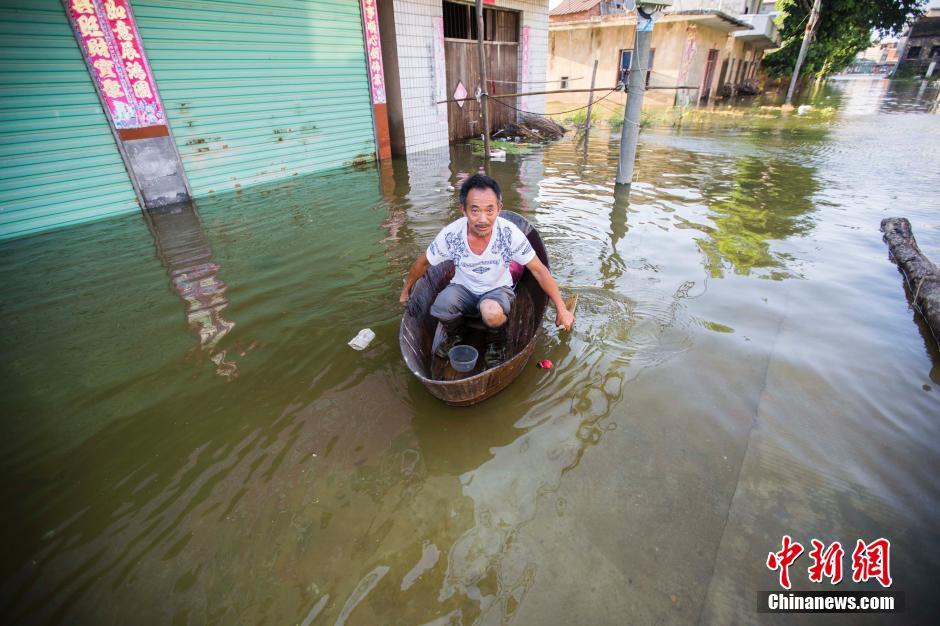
[468,138,532,155]
[763,0,923,79]
[564,109,588,126]
[608,113,624,130]
[561,107,604,127]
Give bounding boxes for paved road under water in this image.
[1,78,939,625]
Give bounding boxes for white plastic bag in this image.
[348,328,375,351]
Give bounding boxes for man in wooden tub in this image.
[400,174,575,369]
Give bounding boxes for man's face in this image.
[462,187,502,238]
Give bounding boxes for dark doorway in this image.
[701,49,719,101]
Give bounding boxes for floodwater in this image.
[1,78,938,625]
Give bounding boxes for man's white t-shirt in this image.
[426,216,536,295]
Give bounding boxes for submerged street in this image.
[1,78,939,624]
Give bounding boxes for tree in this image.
[763,0,924,79]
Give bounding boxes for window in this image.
[560,76,569,89]
[930,45,940,58]
[442,1,519,42]
[618,49,633,85]
[907,46,922,59]
[443,1,471,39]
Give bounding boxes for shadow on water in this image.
[145,203,239,378]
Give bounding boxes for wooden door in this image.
[443,2,519,142]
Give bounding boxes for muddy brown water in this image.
[1,78,938,624]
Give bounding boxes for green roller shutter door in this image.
[133,0,377,196]
[0,1,140,241]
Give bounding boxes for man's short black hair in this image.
[459,174,502,206]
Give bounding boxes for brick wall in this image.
[389,0,549,155]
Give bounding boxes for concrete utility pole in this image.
[476,0,491,158]
[616,14,653,185]
[785,0,823,106]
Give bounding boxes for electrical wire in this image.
[489,77,584,85]
[487,88,621,116]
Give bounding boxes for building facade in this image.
[1,0,389,240]
[846,40,900,75]
[895,9,940,77]
[379,0,549,154]
[0,0,550,241]
[546,0,779,109]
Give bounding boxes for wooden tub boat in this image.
[399,211,549,406]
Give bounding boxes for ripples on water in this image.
[1,79,939,624]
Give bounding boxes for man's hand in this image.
[399,287,410,306]
[525,257,575,332]
[555,307,575,331]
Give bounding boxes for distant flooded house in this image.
[895,9,940,77]
[847,40,900,75]
[0,0,550,241]
[546,0,780,109]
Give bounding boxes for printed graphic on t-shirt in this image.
[425,217,536,294]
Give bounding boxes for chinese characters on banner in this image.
[360,0,386,104]
[767,536,892,590]
[65,0,164,129]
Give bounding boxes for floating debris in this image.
[496,114,566,142]
[348,328,375,350]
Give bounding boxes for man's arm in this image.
[525,257,575,330]
[400,253,431,304]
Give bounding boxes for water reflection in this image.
[144,202,240,378]
[832,77,940,115]
[600,186,630,286]
[694,156,818,279]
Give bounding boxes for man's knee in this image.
[430,298,460,321]
[480,299,507,328]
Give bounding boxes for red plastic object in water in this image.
[536,359,553,369]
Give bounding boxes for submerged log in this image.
[881,217,940,346]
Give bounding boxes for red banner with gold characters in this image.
[359,0,386,105]
[64,0,165,129]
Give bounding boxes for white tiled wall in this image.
[507,0,549,117]
[390,0,550,155]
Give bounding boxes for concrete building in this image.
[0,0,398,240]
[546,0,780,109]
[380,0,550,155]
[895,8,940,77]
[0,0,550,241]
[847,40,900,75]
